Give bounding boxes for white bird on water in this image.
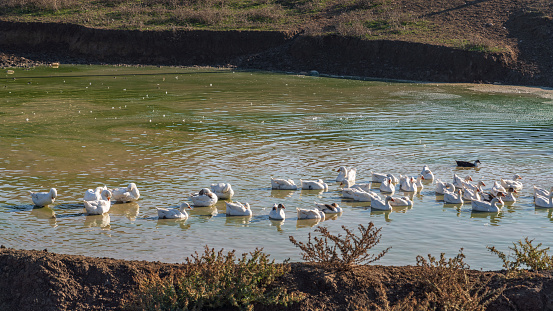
[30,188,57,207]
[157,202,192,219]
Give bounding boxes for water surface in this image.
[1,66,552,270]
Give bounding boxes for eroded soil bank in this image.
[1,247,553,310]
[0,20,550,86]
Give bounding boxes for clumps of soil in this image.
[2,246,553,310]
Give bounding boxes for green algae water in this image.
[1,65,553,270]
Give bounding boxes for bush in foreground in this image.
[289,222,391,270]
[128,246,301,311]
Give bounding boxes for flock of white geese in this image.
[27,165,553,222]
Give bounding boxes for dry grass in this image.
[289,222,391,270]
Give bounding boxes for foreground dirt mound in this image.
[1,247,553,310]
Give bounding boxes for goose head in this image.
[100,189,112,200]
[179,202,192,212]
[49,188,58,199]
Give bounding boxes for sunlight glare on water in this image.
[1,66,553,270]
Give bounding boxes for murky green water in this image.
[1,65,553,270]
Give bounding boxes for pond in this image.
[1,65,552,270]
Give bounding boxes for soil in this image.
[1,0,553,86]
[1,246,553,310]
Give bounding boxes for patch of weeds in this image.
[363,19,390,30]
[128,246,301,311]
[289,222,391,270]
[488,237,553,277]
[397,249,504,311]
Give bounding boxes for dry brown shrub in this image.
[403,249,505,311]
[289,222,391,270]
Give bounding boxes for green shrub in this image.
[488,237,553,277]
[128,246,301,311]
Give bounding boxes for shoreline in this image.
[1,246,552,310]
[1,20,551,88]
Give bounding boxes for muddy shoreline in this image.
[1,246,553,310]
[1,20,550,87]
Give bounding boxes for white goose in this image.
[421,165,434,181]
[297,208,325,220]
[535,192,553,208]
[351,183,372,192]
[226,201,252,216]
[462,188,481,202]
[379,177,395,194]
[83,186,108,201]
[314,202,342,214]
[500,174,523,191]
[371,196,394,211]
[339,179,355,188]
[435,179,455,195]
[157,202,192,219]
[336,166,356,184]
[534,186,553,201]
[83,190,112,215]
[463,180,486,193]
[503,188,517,203]
[269,204,286,220]
[443,189,464,204]
[453,174,472,189]
[371,171,399,184]
[351,188,380,202]
[210,183,234,200]
[190,188,218,207]
[414,175,424,192]
[400,176,421,192]
[271,178,298,190]
[30,188,57,207]
[472,197,504,213]
[491,181,507,197]
[300,179,329,191]
[110,183,140,203]
[389,196,413,208]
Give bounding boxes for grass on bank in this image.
[0,0,504,52]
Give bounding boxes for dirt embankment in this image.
[0,17,552,86]
[2,247,553,310]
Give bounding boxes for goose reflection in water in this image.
[188,205,218,218]
[269,219,284,232]
[109,202,139,221]
[296,218,322,228]
[533,207,553,222]
[370,210,392,222]
[270,189,296,199]
[339,200,370,209]
[30,206,57,228]
[470,211,503,225]
[84,214,110,229]
[224,215,252,226]
[156,218,191,230]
